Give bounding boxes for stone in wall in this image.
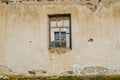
[0,65,13,79]
[28,70,47,77]
[107,69,120,75]
[0,65,13,74]
[60,71,73,76]
[80,66,109,75]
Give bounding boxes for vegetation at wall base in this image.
[0,75,120,80]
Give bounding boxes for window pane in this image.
[51,41,55,48]
[61,32,66,47]
[55,32,60,39]
[61,32,66,38]
[63,17,69,27]
[50,29,55,48]
[66,34,70,48]
[61,28,69,33]
[55,32,60,47]
[57,17,63,27]
[50,29,59,48]
[50,17,56,27]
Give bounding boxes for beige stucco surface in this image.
[0,1,120,75]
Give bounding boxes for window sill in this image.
[49,48,71,54]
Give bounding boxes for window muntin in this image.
[63,17,70,27]
[50,17,56,27]
[57,17,63,27]
[49,14,71,49]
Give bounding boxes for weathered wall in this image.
[0,1,120,75]
[0,5,7,65]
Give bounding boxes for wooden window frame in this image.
[48,14,72,49]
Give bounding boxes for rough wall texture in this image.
[0,0,120,76]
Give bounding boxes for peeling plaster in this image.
[0,0,120,76]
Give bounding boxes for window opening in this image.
[49,14,71,49]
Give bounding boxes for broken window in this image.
[49,14,71,49]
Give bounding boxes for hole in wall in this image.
[88,38,94,42]
[6,2,8,4]
[98,0,102,3]
[29,41,32,43]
